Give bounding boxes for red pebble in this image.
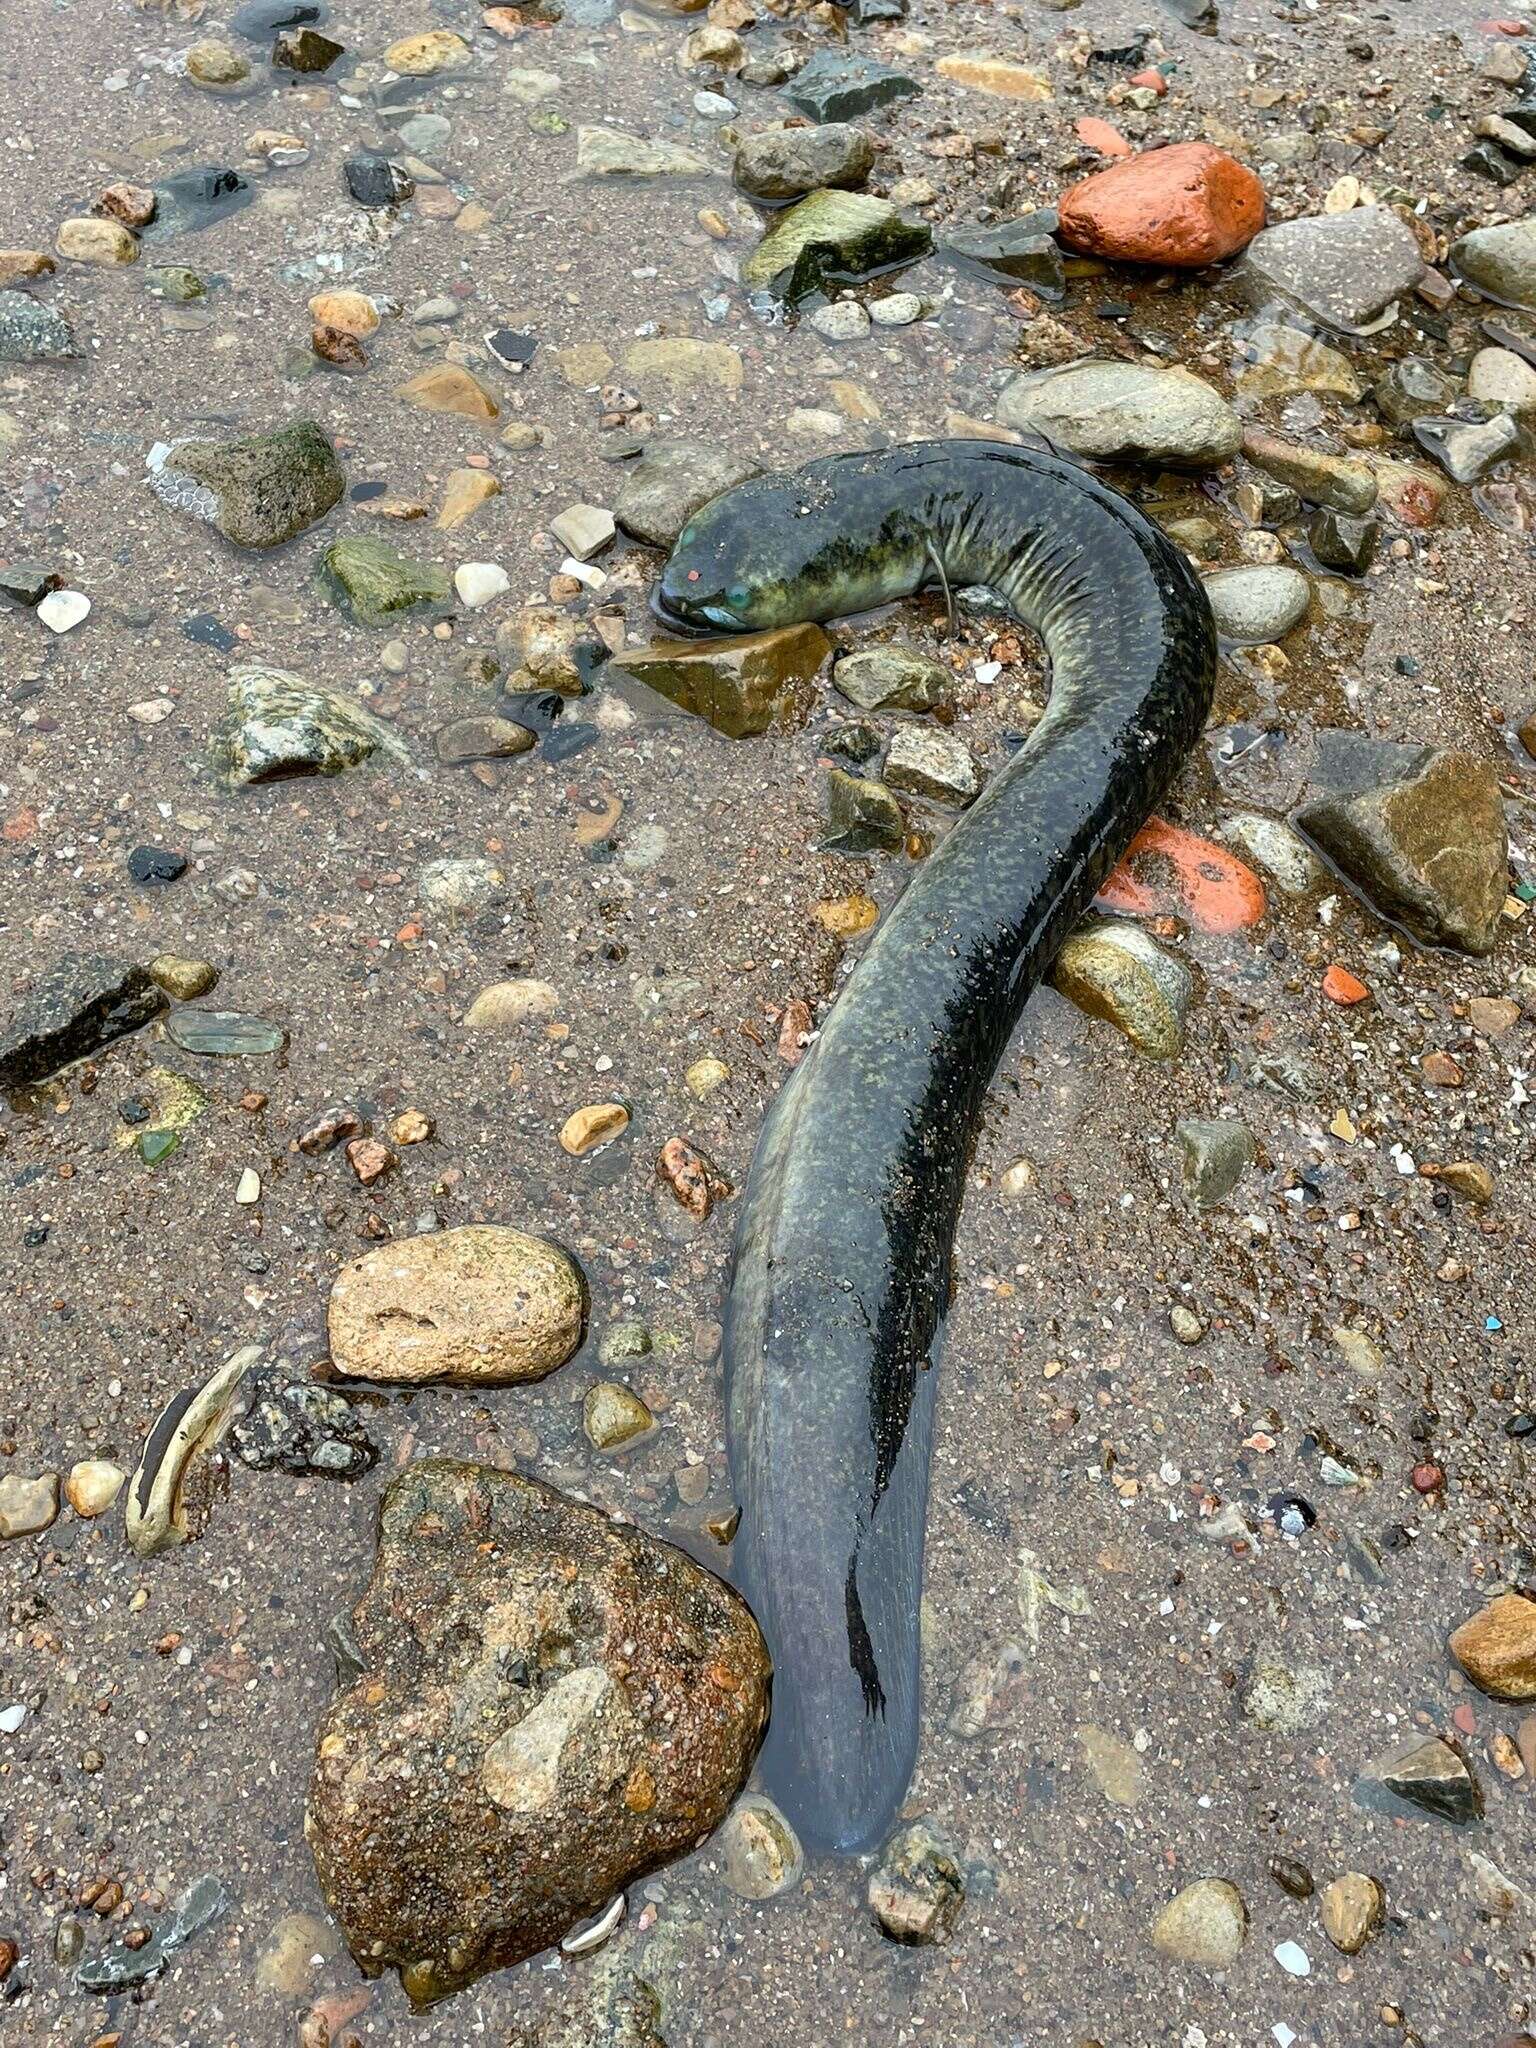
[1411,1461,1445,1493]
[1453,1702,1478,1735]
[1322,963,1370,1006]
[1128,66,1169,94]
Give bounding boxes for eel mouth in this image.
[649,581,712,636]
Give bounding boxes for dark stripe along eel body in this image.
[653,439,1218,1853]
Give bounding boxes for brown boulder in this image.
[1058,142,1266,268]
[1450,1592,1536,1701]
[306,1460,770,2004]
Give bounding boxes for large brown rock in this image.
[327,1225,586,1385]
[1058,142,1265,268]
[1295,750,1508,955]
[1450,1592,1536,1701]
[307,1461,770,2004]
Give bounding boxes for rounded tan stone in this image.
[462,978,560,1030]
[185,38,251,88]
[1320,1871,1384,1955]
[308,290,380,338]
[385,30,470,75]
[559,1102,630,1156]
[582,1382,654,1449]
[397,363,500,419]
[147,954,218,1001]
[328,1225,586,1385]
[65,1460,126,1518]
[685,1056,729,1098]
[718,1793,804,1899]
[1450,1591,1536,1701]
[56,218,138,267]
[1150,1878,1247,1968]
[0,249,55,287]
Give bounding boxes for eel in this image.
[653,439,1217,1852]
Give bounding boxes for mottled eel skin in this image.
[654,440,1217,1852]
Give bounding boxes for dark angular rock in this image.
[126,846,188,886]
[145,166,253,239]
[0,955,165,1091]
[1308,508,1378,573]
[784,49,922,123]
[305,1460,770,2005]
[0,560,63,607]
[1355,1734,1481,1825]
[434,715,536,765]
[230,1371,377,1478]
[272,26,344,71]
[823,766,904,852]
[945,214,1064,292]
[1462,140,1525,187]
[344,154,415,208]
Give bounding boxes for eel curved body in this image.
[654,440,1217,1853]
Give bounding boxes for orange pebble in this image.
[1128,66,1169,94]
[1322,964,1370,1006]
[1074,116,1134,158]
[1097,816,1267,934]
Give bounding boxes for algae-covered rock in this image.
[742,188,931,305]
[613,624,830,737]
[214,662,412,784]
[147,419,344,547]
[321,535,452,626]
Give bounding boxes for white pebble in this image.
[809,300,871,343]
[1273,1940,1310,1977]
[454,562,511,610]
[235,1168,261,1205]
[38,589,90,634]
[870,291,925,327]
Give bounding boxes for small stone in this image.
[147,419,343,549]
[463,979,561,1032]
[438,470,502,531]
[1320,1873,1384,1955]
[1169,1305,1204,1345]
[1452,215,1536,310]
[682,25,744,71]
[733,124,874,202]
[718,1793,804,1899]
[1236,321,1362,402]
[560,1103,630,1155]
[146,164,254,238]
[384,30,469,75]
[945,217,1065,291]
[613,441,761,549]
[1308,508,1378,574]
[598,1320,652,1368]
[785,50,921,123]
[322,537,451,626]
[1373,357,1461,432]
[583,1383,654,1449]
[306,1462,768,2000]
[1450,1592,1536,1701]
[623,337,743,393]
[308,291,378,338]
[686,1056,730,1097]
[214,662,410,784]
[1150,1879,1247,1969]
[868,1821,964,1945]
[997,359,1241,467]
[328,1225,586,1386]
[575,126,716,178]
[935,52,1052,99]
[1079,1724,1143,1806]
[1241,429,1376,514]
[96,182,157,228]
[1176,1118,1254,1205]
[834,645,951,712]
[397,363,499,419]
[824,767,904,852]
[344,154,415,208]
[871,291,925,327]
[550,504,615,561]
[148,955,217,1001]
[742,189,931,305]
[453,562,511,611]
[1296,750,1508,955]
[273,26,343,72]
[254,1913,340,1998]
[37,589,90,634]
[0,295,76,362]
[1270,1857,1314,1900]
[614,625,830,739]
[657,1137,731,1220]
[1468,346,1536,414]
[883,725,979,806]
[1051,921,1192,1059]
[143,264,205,303]
[1241,1660,1331,1734]
[56,218,138,266]
[809,300,872,342]
[1202,566,1309,644]
[185,39,252,89]
[0,248,55,286]
[420,857,505,914]
[1241,207,1424,333]
[1356,1734,1480,1824]
[435,715,534,766]
[1411,410,1523,484]
[1058,142,1265,267]
[0,1472,60,1539]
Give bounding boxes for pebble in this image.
[63,1459,125,1518]
[1241,429,1377,514]
[1273,1939,1311,1977]
[686,1056,730,1097]
[397,362,499,418]
[57,216,137,265]
[809,300,871,342]
[1450,1592,1536,1700]
[560,1102,630,1155]
[254,1913,340,1999]
[328,1225,586,1386]
[550,504,616,560]
[1308,507,1378,574]
[37,589,90,634]
[1202,565,1310,643]
[1050,920,1192,1059]
[0,294,77,362]
[308,290,379,338]
[214,663,410,783]
[575,125,716,178]
[308,1462,768,1999]
[583,1382,655,1449]
[945,216,1064,291]
[998,359,1241,467]
[438,469,501,530]
[615,624,830,739]
[657,1136,731,1220]
[1373,355,1461,430]
[344,154,415,208]
[1241,207,1425,332]
[1468,345,1536,413]
[454,562,511,610]
[785,50,922,122]
[718,1794,805,1898]
[598,1319,652,1367]
[1411,409,1522,483]
[742,189,931,305]
[148,419,344,548]
[384,30,469,75]
[323,537,451,625]
[185,39,252,90]
[1356,1733,1480,1825]
[148,954,218,1001]
[1241,1660,1331,1734]
[1451,215,1536,309]
[420,856,504,913]
[1236,321,1363,402]
[1320,1872,1384,1955]
[0,1471,61,1539]
[1176,1118,1254,1206]
[835,645,951,712]
[870,291,925,327]
[612,440,761,549]
[1059,142,1265,267]
[1150,1879,1247,1968]
[883,725,980,806]
[868,1821,965,1945]
[733,123,875,202]
[934,52,1052,100]
[463,978,560,1029]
